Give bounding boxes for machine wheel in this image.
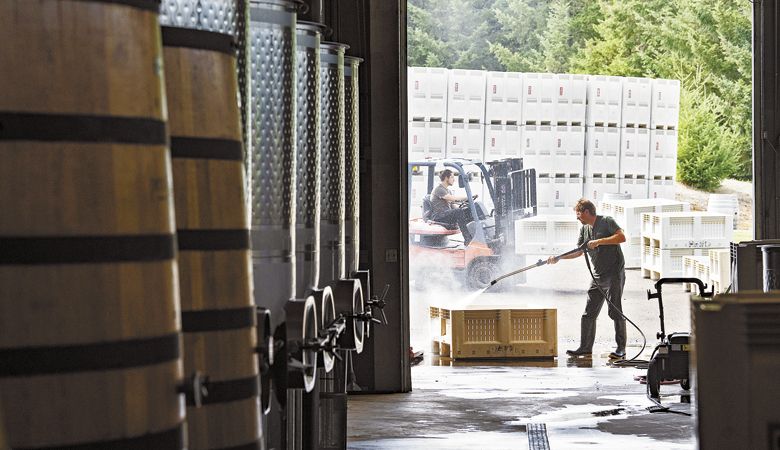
[680,379,690,390]
[467,258,499,290]
[647,358,661,399]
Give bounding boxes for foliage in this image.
[407,0,754,188]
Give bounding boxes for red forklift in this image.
[408,158,537,289]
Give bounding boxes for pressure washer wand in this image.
[490,242,588,286]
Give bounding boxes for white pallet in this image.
[585,127,620,177]
[484,123,522,161]
[641,211,733,249]
[649,129,678,178]
[553,125,585,174]
[515,215,581,255]
[583,174,620,203]
[642,246,708,280]
[586,75,623,127]
[521,125,554,174]
[619,128,650,177]
[554,74,587,125]
[622,236,642,269]
[408,67,449,121]
[708,248,731,293]
[599,198,690,236]
[522,73,556,124]
[651,79,680,129]
[648,176,675,200]
[446,122,484,159]
[621,77,652,127]
[618,176,648,200]
[447,69,487,122]
[409,121,446,159]
[485,71,523,124]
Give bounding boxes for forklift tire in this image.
[467,258,500,290]
[647,358,661,399]
[680,379,690,390]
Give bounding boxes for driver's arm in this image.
[442,192,468,202]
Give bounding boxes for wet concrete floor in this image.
[348,261,700,449]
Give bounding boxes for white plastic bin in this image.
[447,69,487,122]
[584,174,620,203]
[485,71,523,124]
[642,245,708,280]
[621,77,652,127]
[585,127,620,177]
[648,176,675,200]
[522,73,556,124]
[484,123,522,161]
[651,78,680,129]
[707,193,739,229]
[649,129,678,178]
[515,215,581,255]
[619,176,648,200]
[708,248,731,293]
[555,74,587,125]
[409,121,446,159]
[586,75,623,127]
[408,67,449,121]
[553,125,586,174]
[623,236,643,269]
[601,198,690,237]
[619,128,650,177]
[446,122,485,159]
[641,211,733,249]
[521,125,554,174]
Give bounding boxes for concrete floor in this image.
[347,258,701,449]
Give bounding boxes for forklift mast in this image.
[488,158,537,252]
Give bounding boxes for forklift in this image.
[408,157,537,289]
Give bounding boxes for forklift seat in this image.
[421,196,458,230]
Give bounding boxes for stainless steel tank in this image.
[249,0,297,326]
[295,21,325,298]
[319,41,348,285]
[344,55,363,278]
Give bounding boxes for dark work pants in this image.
[432,208,475,243]
[578,270,626,352]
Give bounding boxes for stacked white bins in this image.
[485,71,523,161]
[599,198,691,269]
[640,211,733,280]
[586,75,622,127]
[682,255,710,292]
[554,74,587,126]
[522,73,556,125]
[408,165,432,218]
[408,67,448,160]
[447,69,487,160]
[619,128,651,198]
[649,79,680,198]
[515,215,581,255]
[708,248,731,293]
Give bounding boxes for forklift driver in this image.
[546,198,627,359]
[429,169,480,245]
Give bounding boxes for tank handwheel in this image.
[467,258,499,290]
[647,358,661,399]
[680,378,690,390]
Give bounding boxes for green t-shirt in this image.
[578,215,625,277]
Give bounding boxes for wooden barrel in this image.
[162,24,262,450]
[0,1,185,449]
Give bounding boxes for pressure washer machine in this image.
[645,277,714,399]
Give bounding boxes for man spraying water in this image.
[547,199,627,359]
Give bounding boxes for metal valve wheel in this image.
[331,278,365,354]
[272,297,319,405]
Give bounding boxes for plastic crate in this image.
[708,248,731,294]
[515,215,581,255]
[554,74,587,125]
[484,123,522,160]
[623,236,642,269]
[649,129,678,178]
[446,122,484,159]
[641,212,733,249]
[682,255,710,292]
[599,198,690,236]
[521,125,554,174]
[648,176,675,200]
[447,69,487,122]
[583,174,620,202]
[621,77,652,127]
[437,306,557,359]
[553,125,585,174]
[585,127,620,177]
[586,75,623,127]
[650,79,680,129]
[408,120,446,159]
[485,71,523,124]
[618,176,648,200]
[641,244,708,280]
[522,73,556,124]
[408,67,449,121]
[536,175,582,214]
[619,128,650,177]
